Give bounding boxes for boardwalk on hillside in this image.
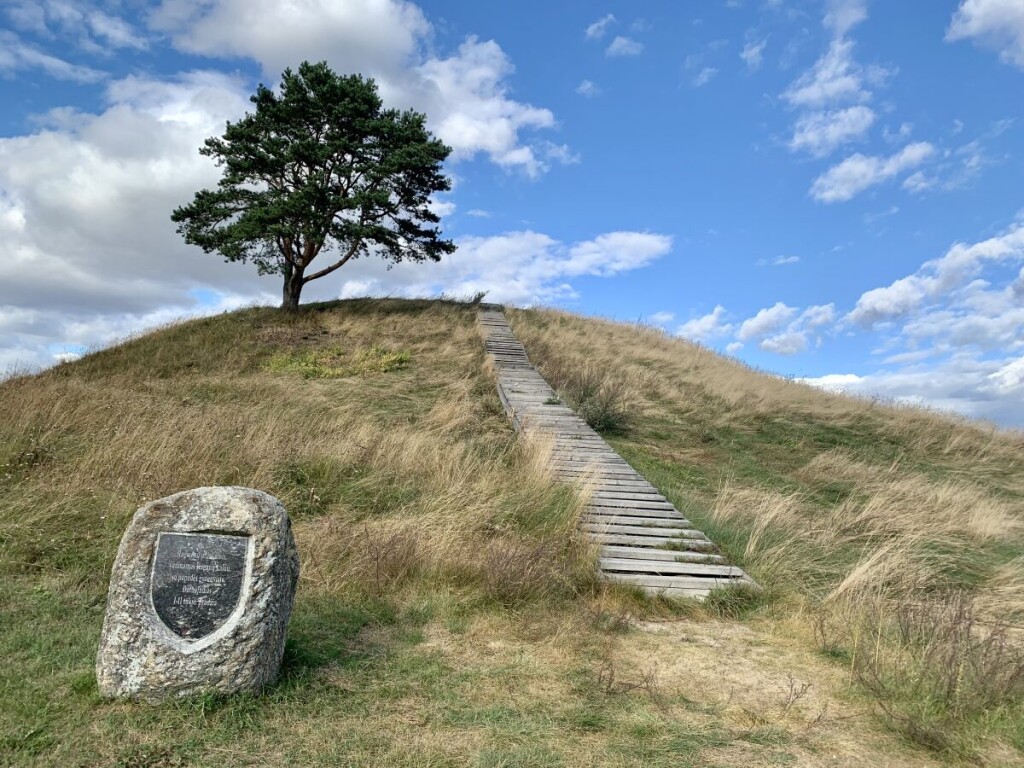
[479,307,756,600]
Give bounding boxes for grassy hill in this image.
[1,298,1022,767]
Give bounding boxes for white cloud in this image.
[760,331,808,355]
[0,70,259,315]
[576,79,600,97]
[606,36,644,57]
[810,142,936,202]
[789,105,875,157]
[947,0,1024,68]
[676,306,732,341]
[332,230,673,307]
[585,14,617,41]
[841,225,1024,422]
[800,354,1024,427]
[802,303,837,327]
[427,197,456,217]
[412,37,557,177]
[740,38,768,70]
[152,1,565,177]
[151,0,429,77]
[5,1,148,53]
[692,67,718,87]
[902,170,935,193]
[848,276,933,326]
[648,311,674,327]
[737,302,799,341]
[0,30,106,82]
[757,255,801,266]
[466,209,491,218]
[782,39,871,108]
[733,302,836,355]
[823,0,868,37]
[726,341,744,353]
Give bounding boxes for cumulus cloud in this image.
[606,36,643,57]
[734,302,836,355]
[414,38,557,176]
[823,0,868,37]
[789,105,876,157]
[760,331,808,355]
[150,0,566,177]
[692,67,718,87]
[0,71,260,320]
[648,311,675,327]
[947,0,1024,68]
[800,353,1024,427]
[585,14,616,41]
[782,38,874,108]
[810,142,936,202]
[676,306,732,342]
[848,223,1024,327]
[740,38,767,70]
[737,302,799,341]
[330,230,673,306]
[151,0,428,76]
[576,79,600,97]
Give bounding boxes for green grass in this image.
[3,298,1018,766]
[508,306,1024,762]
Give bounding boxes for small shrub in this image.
[539,363,634,433]
[819,591,1024,757]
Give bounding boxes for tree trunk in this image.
[281,262,305,311]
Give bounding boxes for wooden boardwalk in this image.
[479,307,756,600]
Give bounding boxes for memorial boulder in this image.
[96,486,299,701]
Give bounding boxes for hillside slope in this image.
[1,299,1021,766]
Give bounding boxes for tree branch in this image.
[302,240,361,283]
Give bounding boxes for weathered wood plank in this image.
[583,497,676,510]
[584,508,687,521]
[587,532,718,549]
[583,514,691,528]
[599,558,745,577]
[599,545,726,563]
[581,523,709,540]
[482,307,756,593]
[603,573,743,590]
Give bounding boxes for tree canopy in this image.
[172,61,455,310]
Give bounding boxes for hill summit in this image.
[2,299,1022,766]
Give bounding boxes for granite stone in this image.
[96,487,300,701]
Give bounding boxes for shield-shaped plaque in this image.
[150,532,248,640]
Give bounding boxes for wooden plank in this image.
[581,523,709,540]
[599,558,745,577]
[584,503,681,515]
[581,482,660,491]
[481,307,757,593]
[589,490,669,501]
[585,508,685,519]
[599,545,725,564]
[584,508,686,521]
[586,532,717,549]
[583,514,691,528]
[603,573,743,590]
[583,497,676,510]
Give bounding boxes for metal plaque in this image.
[151,532,248,640]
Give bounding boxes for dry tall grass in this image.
[0,301,595,610]
[3,299,1020,765]
[508,306,1024,759]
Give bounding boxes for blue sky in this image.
[1,0,1023,426]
